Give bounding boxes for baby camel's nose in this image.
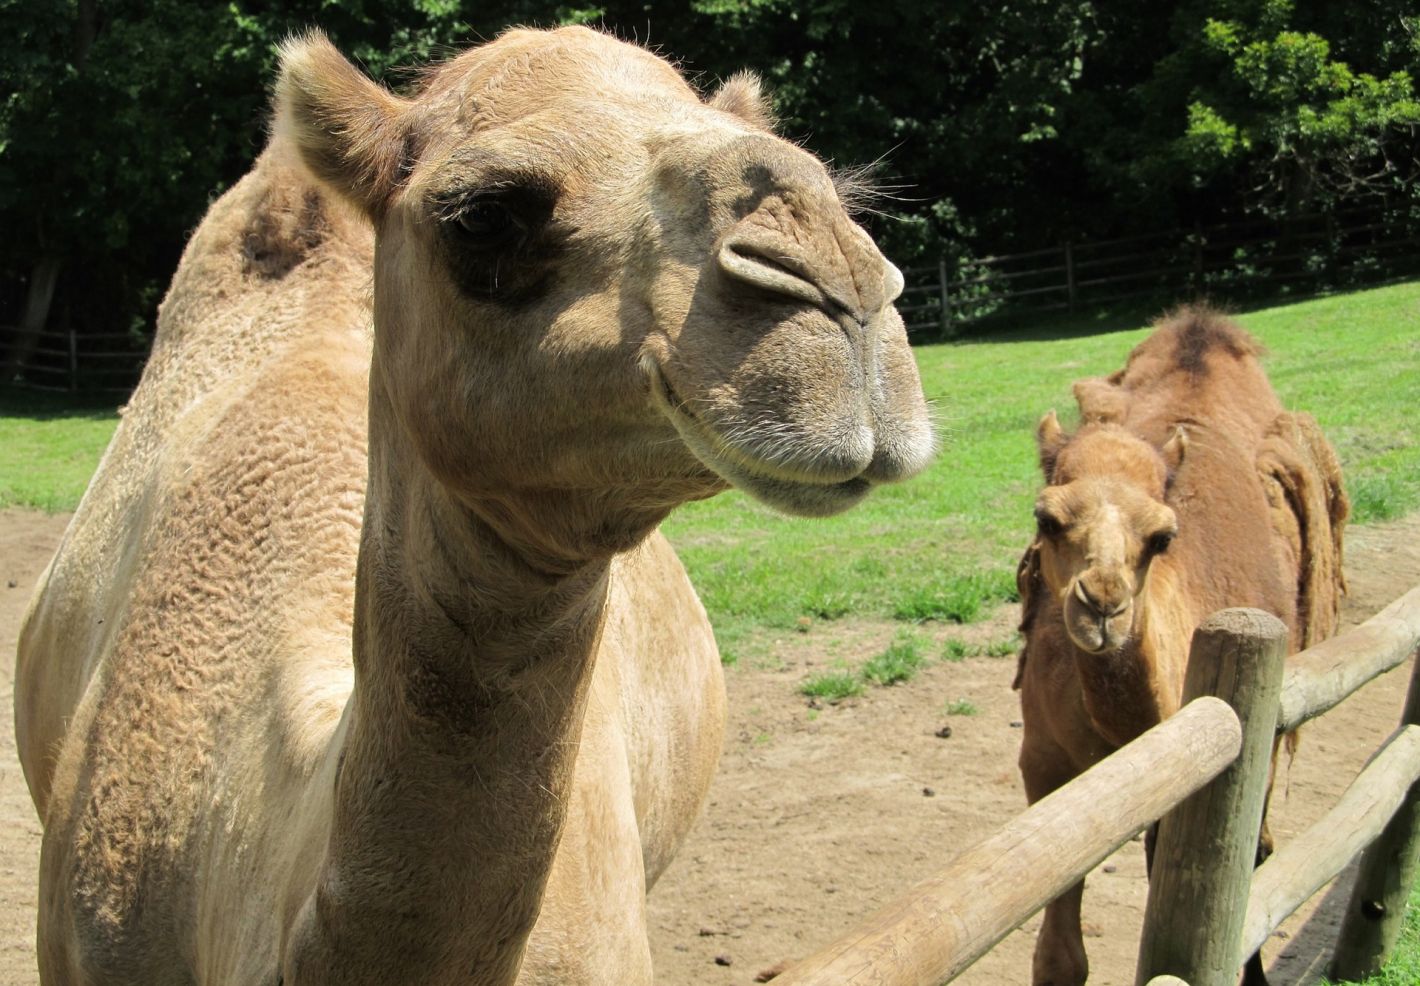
[1074,571,1131,619]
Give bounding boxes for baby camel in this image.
[15,27,934,986]
[1014,307,1346,986]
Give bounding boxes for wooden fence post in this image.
[937,258,952,338]
[1330,647,1420,980]
[1135,609,1289,986]
[68,328,78,392]
[1064,243,1077,311]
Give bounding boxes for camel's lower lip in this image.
[649,366,873,518]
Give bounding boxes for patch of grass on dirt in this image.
[943,639,971,662]
[800,671,865,703]
[983,635,1022,657]
[944,698,980,716]
[942,634,1021,662]
[861,633,928,686]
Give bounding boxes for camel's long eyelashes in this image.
[433,184,567,304]
[454,198,520,247]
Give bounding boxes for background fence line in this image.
[900,202,1420,339]
[0,326,146,394]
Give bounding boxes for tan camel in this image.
[1014,307,1346,986]
[14,27,934,986]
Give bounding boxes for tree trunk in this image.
[3,256,62,381]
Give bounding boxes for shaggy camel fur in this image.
[1015,307,1346,986]
[15,28,934,986]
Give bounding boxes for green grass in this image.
[801,632,931,699]
[1325,884,1420,985]
[943,635,1022,662]
[799,670,865,703]
[0,389,120,512]
[944,697,980,716]
[943,639,971,662]
[861,632,928,685]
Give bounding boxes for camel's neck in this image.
[292,386,624,986]
[1075,563,1192,748]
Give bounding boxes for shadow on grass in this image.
[0,386,123,422]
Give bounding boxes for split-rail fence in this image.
[770,583,1420,986]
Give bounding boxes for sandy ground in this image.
[1,509,1417,985]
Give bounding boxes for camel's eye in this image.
[1035,509,1065,538]
[1146,530,1176,556]
[455,197,518,247]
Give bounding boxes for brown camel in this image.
[1014,307,1346,986]
[14,27,934,986]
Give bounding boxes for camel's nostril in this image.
[719,239,819,303]
[717,236,855,318]
[1074,580,1127,620]
[1073,580,1101,614]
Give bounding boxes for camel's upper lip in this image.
[647,362,872,518]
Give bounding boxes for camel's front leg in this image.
[1033,879,1088,986]
[1021,742,1089,986]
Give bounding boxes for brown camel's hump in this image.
[1122,305,1266,381]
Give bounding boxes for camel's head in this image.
[1032,412,1185,654]
[274,28,933,541]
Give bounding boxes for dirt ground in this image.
[1,509,1417,985]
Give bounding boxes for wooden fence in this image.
[897,205,1420,339]
[770,583,1420,986]
[0,324,147,393]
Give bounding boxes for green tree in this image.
[1063,0,1420,225]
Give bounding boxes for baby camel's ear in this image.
[274,31,409,218]
[1036,409,1067,480]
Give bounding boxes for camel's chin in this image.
[1066,623,1131,655]
[648,365,879,517]
[682,438,874,518]
[732,472,872,517]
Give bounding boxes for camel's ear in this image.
[1072,377,1125,425]
[1012,541,1042,691]
[709,72,776,131]
[274,31,408,217]
[1036,410,1066,479]
[1163,425,1188,471]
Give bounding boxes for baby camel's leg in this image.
[1021,744,1088,986]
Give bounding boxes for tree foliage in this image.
[1,0,1416,342]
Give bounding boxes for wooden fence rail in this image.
[771,697,1243,986]
[773,582,1420,986]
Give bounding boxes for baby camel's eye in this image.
[1035,509,1065,538]
[1145,529,1176,556]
